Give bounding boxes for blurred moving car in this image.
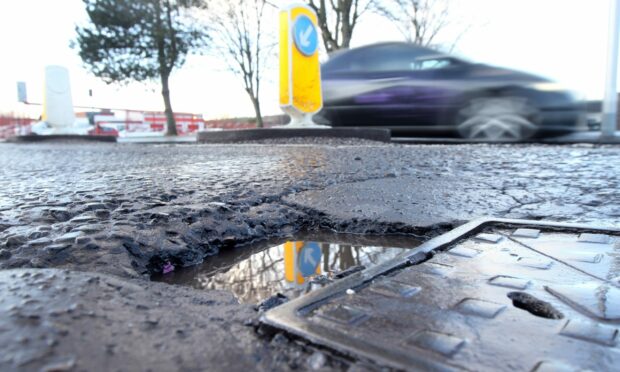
[317,42,585,140]
[88,122,120,137]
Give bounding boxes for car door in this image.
[321,45,419,126]
[403,56,469,130]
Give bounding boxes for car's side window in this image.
[324,55,352,72]
[324,50,373,73]
[410,59,453,71]
[324,46,455,74]
[350,47,414,72]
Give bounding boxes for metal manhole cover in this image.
[261,218,620,371]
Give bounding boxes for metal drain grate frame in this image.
[261,218,620,371]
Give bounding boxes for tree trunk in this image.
[250,95,264,128]
[161,72,177,136]
[340,2,353,49]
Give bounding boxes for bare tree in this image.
[373,0,457,48]
[208,0,273,127]
[307,0,373,52]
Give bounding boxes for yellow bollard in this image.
[279,4,325,127]
[284,241,322,285]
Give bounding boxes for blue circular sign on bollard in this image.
[297,242,322,277]
[292,15,319,57]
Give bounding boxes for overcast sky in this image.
[0,0,614,119]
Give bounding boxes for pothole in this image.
[154,232,421,304]
[507,291,564,319]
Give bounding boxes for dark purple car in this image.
[317,42,585,140]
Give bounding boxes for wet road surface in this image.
[157,234,420,304]
[0,141,619,370]
[1,142,618,277]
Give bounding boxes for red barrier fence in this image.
[90,111,207,137]
[0,116,34,139]
[0,112,292,139]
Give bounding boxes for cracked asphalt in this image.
[0,141,619,370]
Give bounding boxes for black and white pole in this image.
[602,0,620,138]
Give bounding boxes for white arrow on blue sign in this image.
[297,242,322,277]
[293,15,319,57]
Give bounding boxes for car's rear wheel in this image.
[456,96,540,141]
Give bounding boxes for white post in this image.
[43,65,76,134]
[602,0,620,138]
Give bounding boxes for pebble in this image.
[307,351,327,370]
[53,232,82,243]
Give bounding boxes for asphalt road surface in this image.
[0,141,618,370]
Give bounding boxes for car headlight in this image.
[530,82,566,92]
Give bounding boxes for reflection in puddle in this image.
[161,239,416,304]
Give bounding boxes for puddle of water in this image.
[157,234,420,304]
